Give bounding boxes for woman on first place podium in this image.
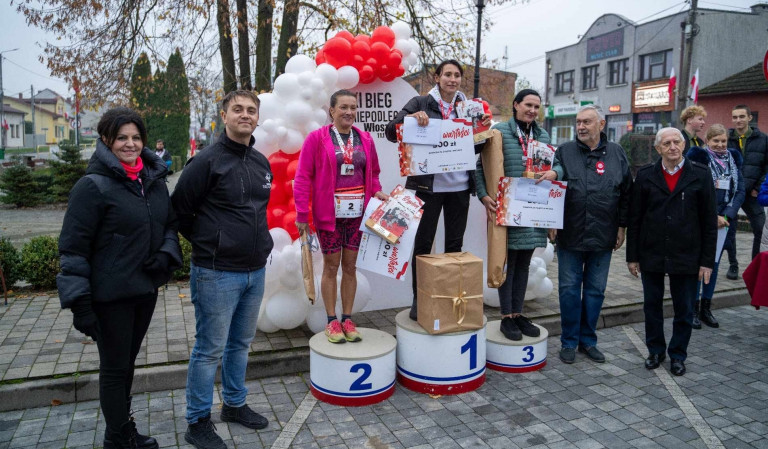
[385,59,491,321]
[294,89,388,344]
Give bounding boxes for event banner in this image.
[397,119,475,176]
[357,197,421,280]
[496,177,568,229]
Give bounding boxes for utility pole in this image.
[31,85,36,151]
[677,0,698,119]
[473,0,485,98]
[0,48,19,151]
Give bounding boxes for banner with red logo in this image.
[496,178,568,229]
[356,197,421,280]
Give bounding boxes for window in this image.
[556,70,574,94]
[608,59,628,85]
[639,50,672,81]
[582,65,599,90]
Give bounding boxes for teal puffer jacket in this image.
[475,119,555,250]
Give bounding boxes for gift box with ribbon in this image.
[416,252,485,335]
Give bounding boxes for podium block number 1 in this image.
[461,334,478,370]
[350,363,373,391]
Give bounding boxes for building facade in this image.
[1,107,26,148]
[544,4,768,144]
[2,89,73,145]
[698,63,768,132]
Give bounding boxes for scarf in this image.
[705,147,739,207]
[428,84,467,119]
[120,156,144,181]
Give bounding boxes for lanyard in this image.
[516,124,533,158]
[438,99,454,119]
[331,125,355,164]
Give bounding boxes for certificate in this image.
[715,226,728,263]
[496,177,567,229]
[397,119,475,176]
[402,116,441,145]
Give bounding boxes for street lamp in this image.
[473,0,484,98]
[0,48,20,152]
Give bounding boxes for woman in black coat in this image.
[57,107,182,449]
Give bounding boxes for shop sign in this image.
[608,105,621,113]
[634,84,670,108]
[586,29,624,63]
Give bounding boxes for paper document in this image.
[402,116,441,145]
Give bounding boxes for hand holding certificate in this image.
[496,177,567,228]
[397,119,475,176]
[402,116,441,145]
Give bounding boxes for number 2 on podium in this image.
[460,334,477,370]
[349,363,372,391]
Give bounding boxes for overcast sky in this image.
[0,0,761,101]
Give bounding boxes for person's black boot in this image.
[692,301,702,330]
[409,297,418,321]
[500,317,522,341]
[104,421,138,449]
[726,265,738,280]
[127,396,159,449]
[699,298,719,328]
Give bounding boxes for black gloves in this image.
[144,252,173,288]
[70,299,100,341]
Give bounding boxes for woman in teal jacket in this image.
[476,89,560,340]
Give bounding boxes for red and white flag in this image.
[690,68,700,103]
[1,119,8,131]
[667,67,676,100]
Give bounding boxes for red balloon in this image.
[352,41,371,60]
[376,64,390,78]
[315,50,326,65]
[287,196,295,212]
[387,51,402,68]
[284,180,294,198]
[282,210,299,239]
[366,57,378,67]
[370,42,390,63]
[391,49,403,58]
[354,34,371,44]
[393,64,405,78]
[359,65,375,84]
[286,160,299,180]
[268,206,287,229]
[380,70,396,83]
[268,151,291,181]
[351,55,365,70]
[371,26,396,48]
[335,30,356,44]
[270,181,288,205]
[322,37,352,68]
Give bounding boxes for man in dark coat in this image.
[627,127,717,377]
[550,105,632,365]
[727,105,767,267]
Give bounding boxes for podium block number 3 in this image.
[522,345,534,363]
[350,363,373,391]
[461,334,478,370]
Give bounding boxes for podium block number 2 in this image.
[461,334,478,370]
[350,363,373,391]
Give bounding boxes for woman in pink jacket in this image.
[294,89,388,343]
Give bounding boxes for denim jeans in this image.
[696,259,720,301]
[186,264,265,424]
[642,272,696,361]
[557,248,612,349]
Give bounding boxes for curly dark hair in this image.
[97,107,148,147]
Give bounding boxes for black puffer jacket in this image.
[385,94,482,193]
[171,132,274,271]
[627,158,717,274]
[552,133,633,251]
[57,140,182,308]
[728,126,768,193]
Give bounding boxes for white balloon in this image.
[310,77,325,91]
[305,121,321,134]
[297,70,315,86]
[285,54,317,74]
[285,100,314,126]
[391,21,411,40]
[336,66,360,89]
[405,53,418,68]
[530,257,546,270]
[280,128,305,154]
[253,128,278,157]
[352,272,371,313]
[270,228,293,252]
[408,38,421,56]
[273,73,301,99]
[483,286,500,308]
[306,307,328,334]
[300,87,314,101]
[275,126,288,140]
[543,243,555,265]
[257,299,281,333]
[266,290,309,330]
[280,247,303,291]
[257,93,283,124]
[315,64,339,90]
[533,266,547,281]
[313,109,328,125]
[394,39,413,57]
[533,246,545,258]
[265,249,284,287]
[535,277,554,299]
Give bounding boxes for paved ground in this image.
[0,305,765,449]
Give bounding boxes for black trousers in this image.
[92,295,157,430]
[498,249,534,315]
[411,190,470,301]
[641,272,697,361]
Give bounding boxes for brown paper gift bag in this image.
[299,230,316,304]
[480,129,507,288]
[416,252,484,335]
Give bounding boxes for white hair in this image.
[577,104,605,121]
[655,127,684,146]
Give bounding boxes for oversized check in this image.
[495,177,568,229]
[398,119,475,176]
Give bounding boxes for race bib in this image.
[716,179,730,190]
[335,192,364,218]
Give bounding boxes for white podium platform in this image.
[395,310,486,395]
[485,320,548,373]
[309,328,397,406]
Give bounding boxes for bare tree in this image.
[236,0,252,89]
[254,0,274,92]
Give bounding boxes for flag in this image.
[690,68,700,104]
[2,119,7,131]
[667,67,676,101]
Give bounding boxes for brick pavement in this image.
[0,305,765,448]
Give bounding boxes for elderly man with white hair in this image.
[626,127,717,376]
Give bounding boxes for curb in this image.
[2,289,751,412]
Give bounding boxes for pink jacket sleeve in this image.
[369,138,383,194]
[294,131,318,223]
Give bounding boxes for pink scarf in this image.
[120,156,144,181]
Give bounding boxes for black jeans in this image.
[92,295,157,430]
[742,194,766,260]
[411,190,470,302]
[498,249,534,315]
[641,272,696,361]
